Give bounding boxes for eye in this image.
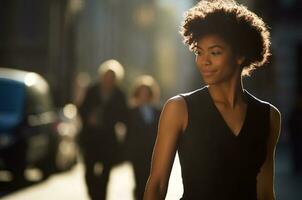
[211,51,222,56]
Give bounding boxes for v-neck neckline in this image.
[205,87,250,138]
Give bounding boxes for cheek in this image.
[217,56,237,70]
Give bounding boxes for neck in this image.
[207,74,245,109]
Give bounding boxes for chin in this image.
[202,74,233,86]
[203,78,228,87]
[202,77,217,85]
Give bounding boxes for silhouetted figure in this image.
[78,60,127,200]
[144,1,281,199]
[127,75,161,200]
[288,96,302,173]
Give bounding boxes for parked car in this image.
[0,67,81,183]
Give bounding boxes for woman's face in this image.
[195,34,243,85]
[136,86,152,105]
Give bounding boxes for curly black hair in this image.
[180,0,271,76]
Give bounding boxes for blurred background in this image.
[0,0,301,199]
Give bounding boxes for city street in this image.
[0,0,301,200]
[1,145,302,200]
[0,155,183,200]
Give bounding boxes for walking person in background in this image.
[78,59,128,200]
[126,75,161,200]
[144,0,281,199]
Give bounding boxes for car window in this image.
[0,78,26,132]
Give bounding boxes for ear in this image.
[236,56,245,66]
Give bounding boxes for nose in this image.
[196,53,211,66]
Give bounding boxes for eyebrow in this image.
[196,45,224,50]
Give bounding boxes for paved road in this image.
[1,145,301,200]
[0,155,183,200]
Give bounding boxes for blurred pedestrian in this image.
[78,59,128,200]
[126,75,161,200]
[288,95,302,174]
[144,0,281,199]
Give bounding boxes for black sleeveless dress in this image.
[178,86,270,200]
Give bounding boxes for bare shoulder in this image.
[161,95,188,132]
[164,95,187,111]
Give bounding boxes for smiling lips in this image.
[201,69,216,77]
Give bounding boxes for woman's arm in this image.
[257,105,281,200]
[144,96,187,200]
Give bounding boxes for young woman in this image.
[127,75,161,200]
[144,0,281,199]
